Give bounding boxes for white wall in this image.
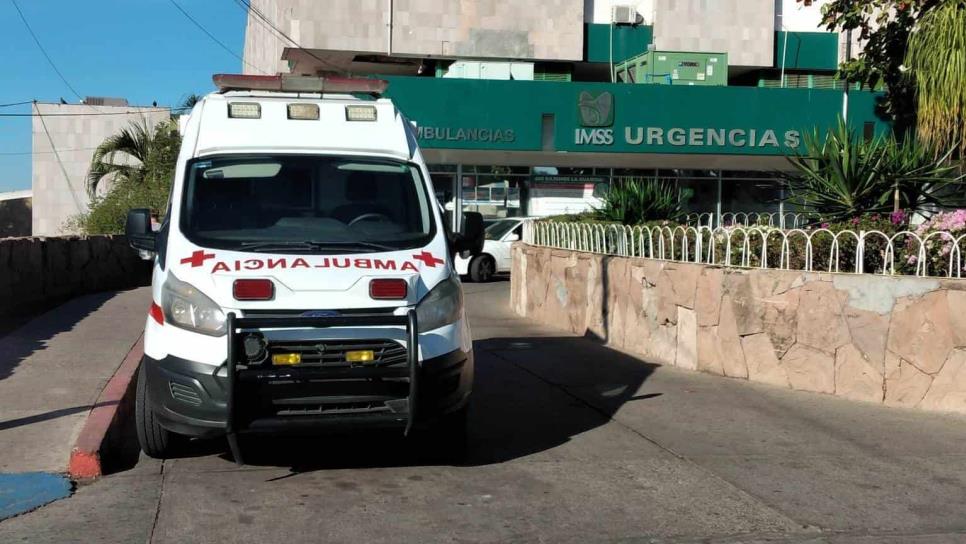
[775,0,862,64]
[776,0,829,31]
[245,0,587,75]
[584,0,655,24]
[653,0,775,68]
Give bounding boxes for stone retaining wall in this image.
[0,236,150,318]
[511,243,966,415]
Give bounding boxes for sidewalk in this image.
[0,287,150,475]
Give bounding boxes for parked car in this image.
[456,217,531,282]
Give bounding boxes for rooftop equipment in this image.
[615,51,728,86]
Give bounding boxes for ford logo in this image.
[302,310,341,318]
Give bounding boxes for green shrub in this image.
[73,179,171,235]
[595,178,691,225]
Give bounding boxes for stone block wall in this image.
[511,244,966,415]
[0,236,150,318]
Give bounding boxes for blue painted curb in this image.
[0,472,72,521]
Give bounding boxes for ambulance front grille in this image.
[267,339,406,367]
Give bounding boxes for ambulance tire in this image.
[469,254,495,283]
[135,362,181,459]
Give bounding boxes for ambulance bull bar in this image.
[224,310,419,465]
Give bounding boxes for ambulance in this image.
[125,74,483,463]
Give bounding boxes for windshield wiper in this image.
[238,241,319,253]
[237,240,396,253]
[305,241,396,252]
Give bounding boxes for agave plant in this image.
[880,137,966,212]
[782,120,892,222]
[595,178,690,225]
[781,118,965,222]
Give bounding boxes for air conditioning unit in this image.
[611,5,638,25]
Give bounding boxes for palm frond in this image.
[86,121,153,197]
[905,1,966,159]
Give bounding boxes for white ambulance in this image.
[125,74,483,463]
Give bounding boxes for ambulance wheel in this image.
[135,362,180,459]
[469,255,495,282]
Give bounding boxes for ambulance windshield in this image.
[180,155,435,252]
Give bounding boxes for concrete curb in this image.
[67,335,143,481]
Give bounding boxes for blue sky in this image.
[0,0,250,192]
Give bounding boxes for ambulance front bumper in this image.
[144,325,472,439]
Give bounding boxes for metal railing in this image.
[524,221,966,278]
[685,212,820,230]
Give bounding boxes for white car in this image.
[124,74,483,462]
[456,217,531,282]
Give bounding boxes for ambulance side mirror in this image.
[454,212,485,254]
[125,208,157,252]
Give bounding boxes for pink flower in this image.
[890,210,907,225]
[820,222,830,229]
[851,217,861,225]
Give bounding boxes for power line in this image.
[230,0,343,73]
[0,108,179,117]
[0,147,100,156]
[167,0,268,75]
[0,100,34,108]
[8,0,85,102]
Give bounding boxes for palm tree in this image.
[86,119,180,197]
[86,121,151,197]
[904,1,966,159]
[179,93,203,112]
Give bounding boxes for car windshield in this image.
[180,156,434,252]
[484,219,518,240]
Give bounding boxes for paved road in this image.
[2,280,966,543]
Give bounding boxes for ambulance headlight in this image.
[415,274,463,333]
[162,273,227,337]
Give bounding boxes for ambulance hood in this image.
[164,234,451,311]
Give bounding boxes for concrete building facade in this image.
[239,0,882,221]
[31,103,169,236]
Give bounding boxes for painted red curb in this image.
[68,335,144,481]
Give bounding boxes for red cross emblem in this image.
[180,250,215,268]
[412,251,444,268]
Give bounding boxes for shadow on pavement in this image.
[162,335,657,474]
[0,291,118,383]
[0,403,117,432]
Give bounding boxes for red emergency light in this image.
[213,74,388,96]
[233,279,275,301]
[369,278,408,300]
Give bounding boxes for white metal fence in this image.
[685,212,819,230]
[524,221,966,278]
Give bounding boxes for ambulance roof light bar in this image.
[212,74,389,96]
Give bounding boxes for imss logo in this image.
[576,91,615,145]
